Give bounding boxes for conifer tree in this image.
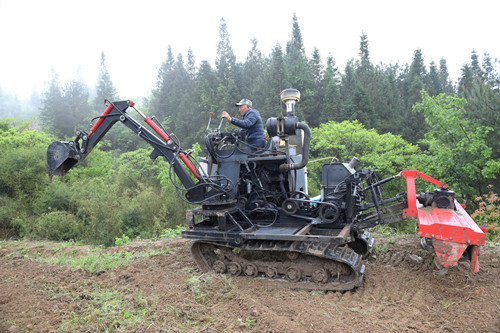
[215,18,240,111]
[320,55,341,123]
[284,13,313,121]
[94,52,117,111]
[39,68,64,137]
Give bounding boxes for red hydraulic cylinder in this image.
[88,104,114,138]
[143,117,201,180]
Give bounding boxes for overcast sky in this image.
[1,0,499,100]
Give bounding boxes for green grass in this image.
[5,240,171,274]
[58,288,155,332]
[160,224,184,238]
[40,247,170,273]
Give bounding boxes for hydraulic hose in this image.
[279,122,311,172]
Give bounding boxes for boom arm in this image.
[47,100,231,203]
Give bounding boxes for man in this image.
[222,98,266,150]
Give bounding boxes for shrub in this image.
[13,211,84,241]
[32,181,78,215]
[471,185,500,241]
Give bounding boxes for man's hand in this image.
[222,111,231,122]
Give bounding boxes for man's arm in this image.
[231,110,258,129]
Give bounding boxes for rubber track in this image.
[190,239,365,291]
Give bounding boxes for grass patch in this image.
[59,288,155,332]
[5,241,171,274]
[41,247,171,273]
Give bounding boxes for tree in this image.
[438,59,455,94]
[284,13,312,122]
[261,44,286,119]
[470,50,484,80]
[152,46,175,121]
[404,49,428,143]
[39,68,64,137]
[413,91,500,201]
[304,48,324,127]
[62,79,91,137]
[94,52,118,110]
[215,18,240,112]
[309,120,427,196]
[319,55,341,124]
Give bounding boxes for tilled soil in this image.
[0,234,499,332]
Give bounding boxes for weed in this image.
[185,275,210,303]
[238,317,257,328]
[160,225,184,238]
[31,246,170,274]
[59,288,153,331]
[115,234,132,246]
[373,242,392,254]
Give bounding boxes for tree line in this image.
[20,15,495,148]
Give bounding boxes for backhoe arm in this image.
[47,100,220,203]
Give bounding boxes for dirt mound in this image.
[1,234,499,332]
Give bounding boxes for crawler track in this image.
[190,239,365,291]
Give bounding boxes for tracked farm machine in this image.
[47,89,486,291]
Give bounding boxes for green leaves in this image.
[413,90,499,200]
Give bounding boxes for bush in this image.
[471,185,500,241]
[32,181,78,215]
[13,211,84,241]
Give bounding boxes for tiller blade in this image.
[400,170,486,273]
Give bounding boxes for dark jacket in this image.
[230,108,266,148]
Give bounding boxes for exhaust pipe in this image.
[278,121,311,172]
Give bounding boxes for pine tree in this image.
[354,33,376,129]
[427,61,441,96]
[404,49,428,143]
[215,18,240,112]
[62,79,91,138]
[470,50,484,80]
[94,52,118,110]
[262,44,286,119]
[340,60,358,121]
[284,14,313,121]
[438,59,455,94]
[152,46,175,121]
[482,52,500,90]
[304,48,324,127]
[320,55,341,124]
[39,68,65,137]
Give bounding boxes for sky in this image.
[1,0,499,100]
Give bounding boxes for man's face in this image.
[238,104,250,115]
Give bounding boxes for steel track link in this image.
[190,239,366,291]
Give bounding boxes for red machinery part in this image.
[143,117,201,180]
[88,104,114,138]
[400,170,486,272]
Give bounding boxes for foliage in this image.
[413,91,500,202]
[115,234,131,246]
[471,185,500,241]
[309,120,430,195]
[12,211,84,241]
[160,225,184,238]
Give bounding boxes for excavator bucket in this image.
[400,171,486,273]
[47,141,80,181]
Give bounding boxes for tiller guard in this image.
[400,171,486,273]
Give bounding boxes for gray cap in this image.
[235,98,252,107]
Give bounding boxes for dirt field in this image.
[1,234,499,333]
